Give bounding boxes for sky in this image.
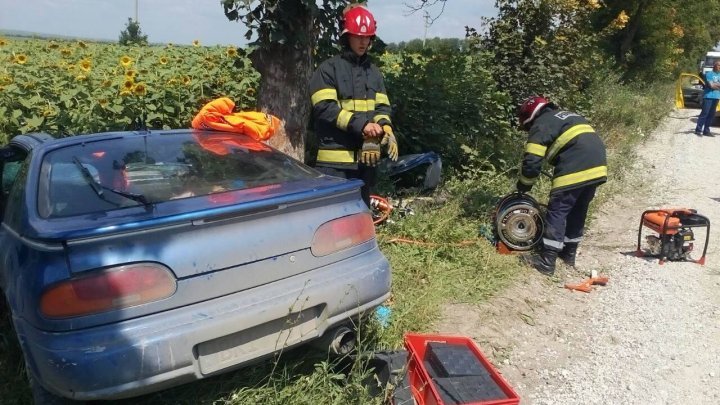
[0,0,498,46]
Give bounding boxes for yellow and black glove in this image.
[381,125,399,161]
[360,137,381,167]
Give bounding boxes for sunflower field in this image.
[0,37,259,144]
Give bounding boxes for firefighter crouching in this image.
[308,3,399,208]
[516,95,608,275]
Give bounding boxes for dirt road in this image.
[437,108,720,404]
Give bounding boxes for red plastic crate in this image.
[404,333,520,405]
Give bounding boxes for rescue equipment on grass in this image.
[370,194,392,225]
[636,208,710,265]
[404,333,521,405]
[191,97,281,141]
[492,192,545,254]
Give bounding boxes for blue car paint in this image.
[14,246,390,400]
[0,129,392,400]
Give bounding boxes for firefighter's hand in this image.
[381,125,399,161]
[363,122,384,138]
[516,180,532,193]
[360,138,381,167]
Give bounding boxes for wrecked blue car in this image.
[0,130,391,402]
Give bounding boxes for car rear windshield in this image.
[38,131,320,218]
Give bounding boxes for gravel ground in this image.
[436,108,720,405]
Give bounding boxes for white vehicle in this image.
[699,51,720,76]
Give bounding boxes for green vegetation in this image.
[119,18,149,46]
[0,38,257,144]
[0,0,718,403]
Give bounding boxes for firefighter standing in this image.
[309,4,398,207]
[516,96,607,275]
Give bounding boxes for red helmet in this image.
[518,95,550,129]
[341,5,377,36]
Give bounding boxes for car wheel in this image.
[27,370,84,405]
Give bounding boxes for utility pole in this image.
[422,11,430,49]
[134,0,139,22]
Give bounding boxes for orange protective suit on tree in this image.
[191,97,281,141]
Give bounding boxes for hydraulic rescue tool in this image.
[636,208,710,265]
[370,194,393,225]
[492,192,545,254]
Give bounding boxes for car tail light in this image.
[311,212,375,256]
[40,263,177,318]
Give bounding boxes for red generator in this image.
[636,209,710,265]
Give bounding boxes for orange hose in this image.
[383,237,479,248]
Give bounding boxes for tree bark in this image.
[250,13,313,163]
[618,0,650,64]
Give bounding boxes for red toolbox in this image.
[404,333,520,405]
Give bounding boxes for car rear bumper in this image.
[14,246,391,400]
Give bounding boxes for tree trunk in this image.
[618,1,649,64]
[250,13,313,163]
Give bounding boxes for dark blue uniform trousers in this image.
[314,165,377,208]
[543,184,597,252]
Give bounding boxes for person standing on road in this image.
[516,96,608,275]
[308,3,398,207]
[695,61,720,136]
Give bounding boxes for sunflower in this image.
[0,38,7,46]
[60,48,73,57]
[101,79,112,88]
[75,74,87,81]
[192,39,200,47]
[42,106,56,117]
[77,40,88,49]
[47,41,60,49]
[120,55,133,67]
[158,56,169,65]
[182,76,191,86]
[167,78,178,86]
[133,82,147,96]
[119,89,132,97]
[123,80,134,90]
[226,47,238,58]
[246,87,256,96]
[124,69,137,79]
[14,54,28,65]
[98,98,109,108]
[166,43,174,48]
[79,59,92,72]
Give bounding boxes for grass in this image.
[0,79,678,404]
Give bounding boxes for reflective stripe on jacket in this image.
[520,109,607,192]
[309,50,392,168]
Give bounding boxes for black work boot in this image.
[524,248,558,276]
[558,243,578,267]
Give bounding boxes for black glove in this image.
[516,180,532,193]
